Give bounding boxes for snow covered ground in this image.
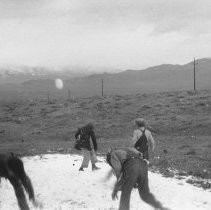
[0,154,210,210]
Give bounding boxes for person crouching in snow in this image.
[74,123,100,171]
[132,118,155,163]
[106,148,169,210]
[106,147,143,180]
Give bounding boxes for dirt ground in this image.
[0,89,210,187]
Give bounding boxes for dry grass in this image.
[0,89,210,182]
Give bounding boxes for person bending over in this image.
[106,148,169,210]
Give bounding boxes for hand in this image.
[111,190,118,200]
[139,152,143,158]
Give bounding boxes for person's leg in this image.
[119,179,134,210]
[90,150,100,170]
[79,149,90,171]
[8,156,35,202]
[118,160,138,210]
[8,176,30,210]
[137,165,169,210]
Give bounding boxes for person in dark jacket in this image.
[75,123,100,171]
[0,153,42,210]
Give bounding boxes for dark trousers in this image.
[118,158,165,210]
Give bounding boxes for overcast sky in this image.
[0,0,211,71]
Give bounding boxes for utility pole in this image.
[101,79,104,97]
[47,91,50,103]
[68,89,71,100]
[193,58,196,91]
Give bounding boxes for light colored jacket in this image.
[109,147,142,178]
[131,127,155,152]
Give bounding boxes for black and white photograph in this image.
[0,0,211,209]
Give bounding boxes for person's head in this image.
[134,118,146,128]
[85,122,94,131]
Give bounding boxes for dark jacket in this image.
[75,127,97,151]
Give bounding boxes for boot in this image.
[92,164,100,171]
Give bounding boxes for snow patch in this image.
[0,154,210,210]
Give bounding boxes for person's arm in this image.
[112,173,125,200]
[75,128,80,139]
[131,130,138,146]
[147,131,155,152]
[109,150,123,179]
[90,131,98,151]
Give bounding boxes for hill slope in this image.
[0,90,210,180]
[64,58,211,96]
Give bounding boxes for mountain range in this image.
[0,58,210,100]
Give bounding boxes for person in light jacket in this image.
[131,118,155,162]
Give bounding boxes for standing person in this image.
[74,123,100,171]
[131,118,155,162]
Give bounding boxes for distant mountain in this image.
[0,66,92,100]
[0,58,210,100]
[62,58,211,96]
[0,65,92,84]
